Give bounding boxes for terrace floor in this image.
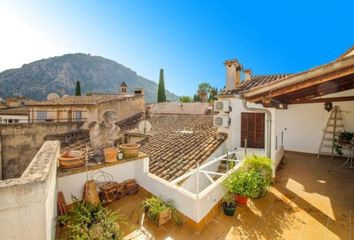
[111,151,353,240]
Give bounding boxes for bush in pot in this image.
[143,196,178,226]
[242,155,272,198]
[224,168,267,205]
[222,192,236,216]
[57,197,122,240]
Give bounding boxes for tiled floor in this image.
[109,151,354,239]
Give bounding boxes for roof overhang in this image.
[242,54,354,106]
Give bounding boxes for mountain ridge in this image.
[0,53,179,103]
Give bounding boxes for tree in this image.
[193,94,200,102]
[75,81,81,96]
[179,96,192,103]
[157,69,166,102]
[208,87,218,101]
[197,82,211,103]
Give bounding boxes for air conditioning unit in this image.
[214,100,231,113]
[213,115,231,128]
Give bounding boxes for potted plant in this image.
[337,130,354,144]
[222,192,236,216]
[57,197,122,240]
[143,196,175,226]
[224,168,267,205]
[242,155,272,198]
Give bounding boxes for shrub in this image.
[143,196,180,225]
[57,197,122,240]
[224,168,267,199]
[242,155,272,186]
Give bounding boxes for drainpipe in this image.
[242,99,272,159]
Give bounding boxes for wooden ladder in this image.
[317,106,345,159]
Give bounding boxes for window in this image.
[37,111,47,122]
[73,111,82,121]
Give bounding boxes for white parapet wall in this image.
[0,140,60,240]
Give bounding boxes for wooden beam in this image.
[289,96,354,104]
[246,68,354,103]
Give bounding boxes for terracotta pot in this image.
[119,144,140,158]
[58,151,85,169]
[83,180,100,207]
[103,147,118,163]
[235,195,248,206]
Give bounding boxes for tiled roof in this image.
[147,102,211,115]
[120,81,128,87]
[60,113,226,182]
[0,107,29,115]
[221,74,290,95]
[27,94,135,106]
[139,114,226,181]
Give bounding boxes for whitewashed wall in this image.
[217,96,280,175]
[0,141,59,240]
[275,89,354,154]
[181,141,227,193]
[58,160,137,203]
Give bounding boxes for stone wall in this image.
[97,94,145,123]
[0,122,83,179]
[0,141,59,240]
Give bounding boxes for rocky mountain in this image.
[0,53,179,103]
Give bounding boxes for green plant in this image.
[143,196,181,225]
[337,130,354,142]
[223,192,235,208]
[57,197,122,240]
[179,96,193,103]
[157,69,166,102]
[75,81,81,96]
[242,155,272,188]
[333,142,343,156]
[224,168,267,199]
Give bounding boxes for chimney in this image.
[244,69,252,81]
[224,59,243,90]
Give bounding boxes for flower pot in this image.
[157,208,172,226]
[58,151,85,169]
[103,147,118,163]
[222,202,236,216]
[119,144,140,158]
[235,195,248,205]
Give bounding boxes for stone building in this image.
[26,83,145,125]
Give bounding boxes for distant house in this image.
[0,97,30,124]
[0,107,29,124]
[147,102,212,115]
[26,83,145,124]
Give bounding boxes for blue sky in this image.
[0,0,353,96]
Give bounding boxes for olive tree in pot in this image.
[222,192,237,216]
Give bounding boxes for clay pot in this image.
[83,180,100,206]
[235,195,248,206]
[119,144,140,158]
[103,147,118,163]
[58,151,85,169]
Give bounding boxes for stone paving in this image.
[109,151,354,240]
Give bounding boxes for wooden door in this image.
[241,112,265,148]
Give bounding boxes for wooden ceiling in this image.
[246,66,354,107]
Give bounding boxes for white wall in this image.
[58,160,137,203]
[0,141,59,240]
[181,141,226,193]
[217,96,280,176]
[0,114,28,123]
[275,89,354,154]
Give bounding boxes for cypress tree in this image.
[75,81,81,96]
[157,69,166,102]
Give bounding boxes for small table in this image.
[340,143,354,169]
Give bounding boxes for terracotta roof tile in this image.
[147,102,211,115]
[221,74,291,95]
[27,94,136,106]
